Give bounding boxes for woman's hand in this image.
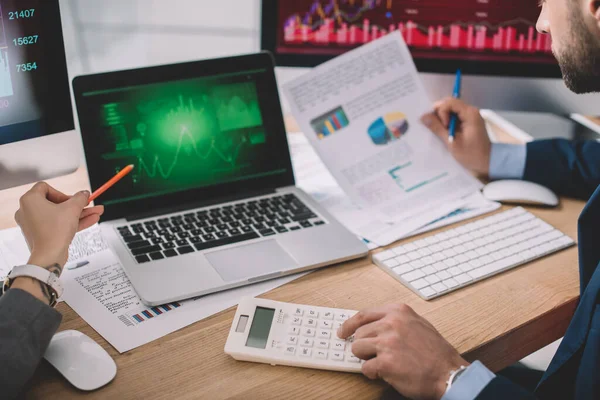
[14,182,104,270]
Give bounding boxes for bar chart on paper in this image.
[119,302,183,326]
[277,0,556,64]
[0,4,14,98]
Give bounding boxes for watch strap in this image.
[445,365,468,394]
[5,264,64,300]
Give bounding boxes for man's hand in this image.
[14,182,104,270]
[421,98,492,179]
[338,304,468,400]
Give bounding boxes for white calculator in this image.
[225,297,363,373]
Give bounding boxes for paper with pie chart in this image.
[284,32,483,225]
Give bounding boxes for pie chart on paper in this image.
[368,112,410,145]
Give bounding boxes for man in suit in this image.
[337,0,600,399]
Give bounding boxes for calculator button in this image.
[315,350,328,359]
[291,317,302,325]
[307,309,319,318]
[288,326,300,335]
[322,311,334,320]
[332,340,346,351]
[336,312,350,321]
[331,351,344,361]
[333,322,343,331]
[287,336,298,345]
[318,330,332,339]
[348,354,361,363]
[300,338,314,347]
[299,347,312,357]
[319,320,333,329]
[285,346,296,356]
[302,327,316,337]
[294,307,304,317]
[316,340,330,349]
[304,318,317,327]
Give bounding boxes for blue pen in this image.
[448,69,462,143]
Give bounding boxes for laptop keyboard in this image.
[116,194,326,264]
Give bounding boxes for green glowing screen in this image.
[80,70,287,205]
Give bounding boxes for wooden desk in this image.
[2,157,583,400]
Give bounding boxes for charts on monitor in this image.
[278,0,555,63]
[0,5,14,98]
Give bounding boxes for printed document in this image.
[288,133,499,246]
[283,32,482,225]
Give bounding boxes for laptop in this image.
[73,53,368,306]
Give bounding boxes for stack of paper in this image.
[284,32,499,246]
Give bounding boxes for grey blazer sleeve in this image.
[0,288,62,399]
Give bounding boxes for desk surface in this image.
[1,135,585,399]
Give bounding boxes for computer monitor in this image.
[262,0,600,122]
[0,0,78,190]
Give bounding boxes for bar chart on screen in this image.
[277,0,555,63]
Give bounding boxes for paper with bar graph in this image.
[283,31,482,226]
[61,248,305,353]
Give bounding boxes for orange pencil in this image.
[88,164,134,204]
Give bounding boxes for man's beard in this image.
[555,9,600,94]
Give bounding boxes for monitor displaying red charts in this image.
[274,0,556,65]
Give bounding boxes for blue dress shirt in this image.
[442,143,526,399]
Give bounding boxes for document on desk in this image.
[283,32,482,228]
[61,249,304,353]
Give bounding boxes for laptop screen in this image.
[75,56,294,219]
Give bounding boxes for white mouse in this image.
[483,180,559,207]
[43,330,117,391]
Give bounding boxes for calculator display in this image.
[245,307,276,349]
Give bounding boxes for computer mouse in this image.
[43,330,117,391]
[483,180,559,207]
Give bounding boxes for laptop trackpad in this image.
[206,240,299,282]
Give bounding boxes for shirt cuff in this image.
[442,361,496,400]
[489,143,527,180]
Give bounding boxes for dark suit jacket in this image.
[477,139,600,400]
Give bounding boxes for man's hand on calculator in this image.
[338,304,469,400]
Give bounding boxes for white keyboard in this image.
[373,207,575,300]
[225,297,362,373]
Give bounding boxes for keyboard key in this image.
[411,279,429,290]
[302,328,316,337]
[128,240,151,249]
[287,335,299,345]
[150,252,165,261]
[318,330,332,339]
[425,275,441,285]
[393,264,413,275]
[455,274,472,284]
[176,239,189,247]
[442,278,459,288]
[132,245,162,256]
[436,271,451,280]
[300,338,314,347]
[322,311,334,320]
[291,317,302,325]
[284,346,296,356]
[299,347,312,357]
[420,287,436,297]
[164,249,178,258]
[260,229,276,237]
[373,250,395,262]
[135,255,150,263]
[315,350,328,359]
[331,352,344,361]
[123,235,143,243]
[316,340,329,349]
[401,270,425,282]
[304,318,317,327]
[384,259,399,268]
[432,283,448,293]
[176,246,194,255]
[294,307,304,316]
[194,232,260,252]
[332,340,346,351]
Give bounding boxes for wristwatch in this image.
[2,264,64,307]
[445,365,468,394]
